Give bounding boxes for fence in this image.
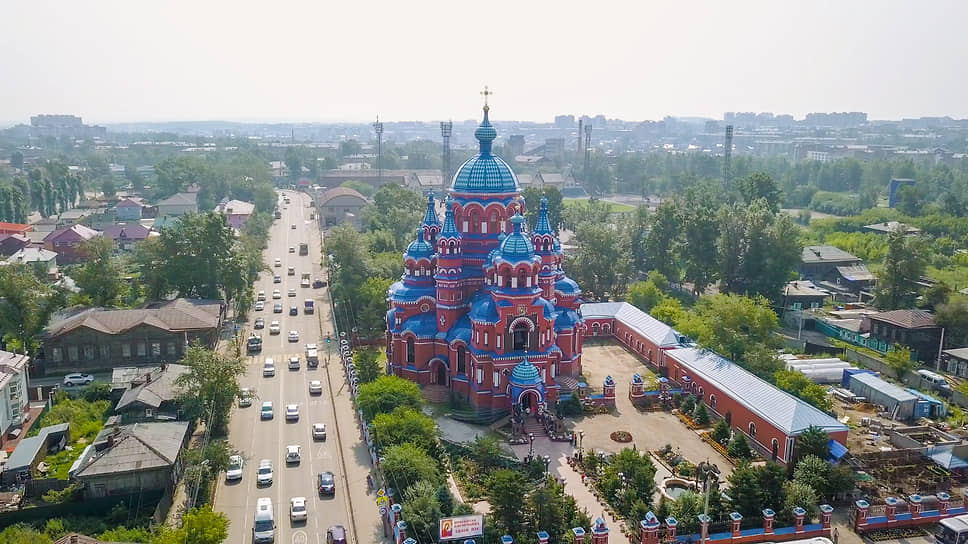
[0,489,163,530]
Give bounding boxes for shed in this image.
[1,423,70,484]
[905,388,947,419]
[845,372,918,421]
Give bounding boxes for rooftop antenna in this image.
[723,124,733,189]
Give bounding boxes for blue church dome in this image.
[405,227,435,260]
[534,197,554,235]
[440,196,461,238]
[452,106,520,194]
[422,191,441,226]
[498,214,535,263]
[510,357,542,385]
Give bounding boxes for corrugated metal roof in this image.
[74,421,189,478]
[580,302,682,348]
[667,347,848,435]
[848,372,918,402]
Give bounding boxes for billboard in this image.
[439,514,484,541]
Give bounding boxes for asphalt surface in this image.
[215,191,355,544]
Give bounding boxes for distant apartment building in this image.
[29,114,107,139]
[0,351,29,441]
[553,115,575,129]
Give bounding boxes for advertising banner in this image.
[439,514,484,541]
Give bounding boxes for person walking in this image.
[832,527,839,544]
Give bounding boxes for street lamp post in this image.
[542,455,551,475]
[577,430,585,461]
[528,432,535,463]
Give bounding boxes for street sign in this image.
[377,495,389,507]
[380,505,388,515]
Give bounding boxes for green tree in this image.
[487,469,530,532]
[600,448,657,510]
[781,480,818,522]
[353,347,383,384]
[522,186,564,232]
[794,426,831,463]
[894,184,925,216]
[628,275,670,313]
[875,227,926,310]
[693,402,710,425]
[651,297,686,326]
[0,264,66,353]
[10,151,23,171]
[101,176,116,197]
[357,277,394,336]
[937,302,968,347]
[669,490,704,534]
[356,375,423,421]
[736,172,781,213]
[757,462,787,511]
[642,202,681,280]
[324,223,371,300]
[437,483,455,516]
[679,188,720,295]
[792,455,829,497]
[363,184,425,251]
[774,370,833,411]
[73,237,125,307]
[711,419,731,444]
[676,293,780,361]
[727,463,763,517]
[470,434,506,471]
[152,505,229,544]
[381,443,442,498]
[370,407,439,457]
[566,220,631,300]
[526,476,591,544]
[717,200,801,301]
[124,163,144,191]
[402,480,443,544]
[176,343,246,435]
[0,524,50,544]
[885,345,914,376]
[727,433,752,460]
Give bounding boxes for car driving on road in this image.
[309,380,322,395]
[225,455,243,481]
[286,445,301,464]
[63,373,94,387]
[285,404,299,421]
[312,423,327,441]
[260,401,273,419]
[289,497,307,522]
[256,459,273,486]
[317,471,336,496]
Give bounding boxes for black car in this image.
[317,471,336,496]
[289,306,298,316]
[327,525,347,544]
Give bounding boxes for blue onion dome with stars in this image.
[451,105,520,194]
[405,226,435,260]
[422,191,441,227]
[497,214,537,264]
[509,357,542,386]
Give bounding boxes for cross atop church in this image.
[481,85,493,109]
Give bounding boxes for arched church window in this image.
[513,322,530,351]
[518,269,527,289]
[406,338,415,364]
[471,211,480,233]
[456,346,466,374]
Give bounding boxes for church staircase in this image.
[422,384,450,404]
[521,416,548,438]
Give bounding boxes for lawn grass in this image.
[563,198,636,213]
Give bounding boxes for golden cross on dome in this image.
[481,85,493,108]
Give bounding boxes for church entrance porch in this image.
[518,388,541,414]
[429,359,448,386]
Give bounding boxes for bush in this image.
[711,419,731,445]
[679,395,695,414]
[560,394,583,416]
[693,402,710,425]
[728,434,753,460]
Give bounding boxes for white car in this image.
[239,388,253,407]
[289,356,300,370]
[274,258,282,267]
[226,455,244,481]
[269,321,281,335]
[289,497,307,522]
[285,445,301,464]
[305,343,318,354]
[312,423,327,441]
[257,290,266,302]
[63,373,94,387]
[272,289,281,299]
[263,358,275,376]
[289,246,295,253]
[285,404,299,421]
[256,459,273,486]
[287,288,296,297]
[309,380,322,395]
[288,330,299,342]
[254,301,264,311]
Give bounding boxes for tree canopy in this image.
[356,375,424,421]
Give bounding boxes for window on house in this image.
[122,344,131,358]
[476,367,483,384]
[709,395,717,410]
[51,348,62,362]
[457,346,466,374]
[145,408,153,418]
[748,422,757,438]
[151,342,161,357]
[493,371,500,388]
[83,345,94,360]
[68,346,78,361]
[99,344,110,360]
[484,332,489,347]
[406,338,415,364]
[137,342,146,357]
[167,342,176,355]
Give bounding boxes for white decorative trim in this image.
[509,316,535,331]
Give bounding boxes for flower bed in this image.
[610,431,633,443]
[676,411,700,429]
[700,431,748,466]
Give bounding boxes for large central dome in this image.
[451,106,520,194]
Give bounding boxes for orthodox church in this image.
[386,101,585,415]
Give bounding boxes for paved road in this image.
[215,190,365,544]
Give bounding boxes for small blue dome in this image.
[534,197,554,235]
[510,357,542,385]
[405,227,435,260]
[555,276,581,294]
[498,215,535,263]
[422,191,441,226]
[452,107,520,194]
[440,196,461,238]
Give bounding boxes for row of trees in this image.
[567,174,802,303]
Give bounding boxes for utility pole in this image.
[440,121,453,186]
[373,116,384,186]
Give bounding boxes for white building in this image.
[0,350,29,435]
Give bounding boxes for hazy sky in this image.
[3,0,967,124]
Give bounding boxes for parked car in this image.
[226,455,244,481]
[273,303,283,313]
[289,246,295,253]
[288,288,296,297]
[257,290,266,301]
[289,306,298,316]
[312,423,327,441]
[313,279,327,288]
[63,373,94,387]
[273,275,281,283]
[317,471,336,496]
[272,289,281,299]
[274,258,282,267]
[257,459,273,486]
[289,497,307,522]
[260,401,273,419]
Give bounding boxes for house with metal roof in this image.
[114,364,189,422]
[72,420,190,498]
[1,423,70,485]
[942,348,968,379]
[868,309,941,362]
[844,371,918,420]
[665,347,848,463]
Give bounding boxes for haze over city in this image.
[3,0,968,124]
